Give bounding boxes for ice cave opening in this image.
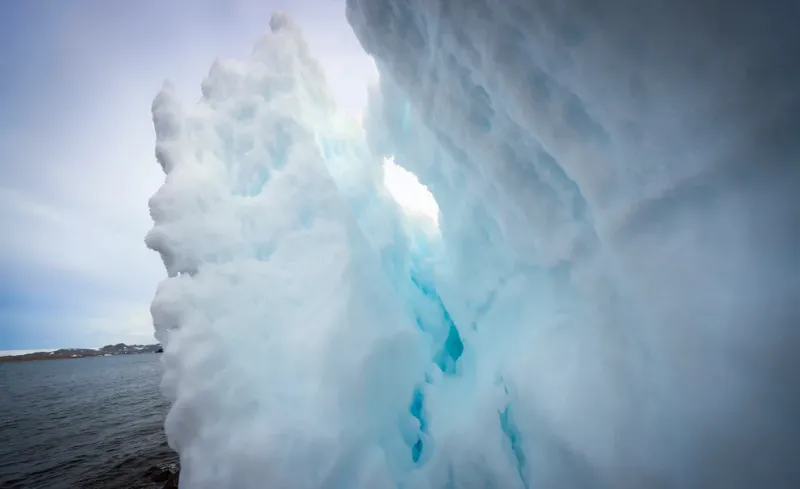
[382,156,439,226]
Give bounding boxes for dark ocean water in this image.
[0,354,178,489]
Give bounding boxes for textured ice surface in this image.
[147,4,799,489]
[347,1,800,488]
[148,15,430,488]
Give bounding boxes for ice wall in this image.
[146,14,435,488]
[347,0,800,488]
[146,3,799,489]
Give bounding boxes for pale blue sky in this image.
[0,0,375,349]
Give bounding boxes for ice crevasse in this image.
[146,2,800,489]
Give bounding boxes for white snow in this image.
[147,14,428,488]
[146,3,799,489]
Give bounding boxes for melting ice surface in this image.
[146,3,799,489]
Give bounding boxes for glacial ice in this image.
[147,3,799,489]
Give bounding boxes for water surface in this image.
[0,354,176,488]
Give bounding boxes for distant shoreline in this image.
[0,343,163,363]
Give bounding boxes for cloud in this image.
[0,301,156,349]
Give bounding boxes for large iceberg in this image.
[147,3,799,489]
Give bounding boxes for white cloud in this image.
[0,185,163,286]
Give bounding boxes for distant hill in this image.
[0,343,163,363]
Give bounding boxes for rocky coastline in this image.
[0,343,163,363]
[146,465,180,489]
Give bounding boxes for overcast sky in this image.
[0,0,376,350]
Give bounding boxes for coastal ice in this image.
[147,3,799,489]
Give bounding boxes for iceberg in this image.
[147,3,799,489]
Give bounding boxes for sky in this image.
[383,157,440,226]
[0,0,379,350]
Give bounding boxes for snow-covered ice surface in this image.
[147,3,799,489]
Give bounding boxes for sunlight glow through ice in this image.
[382,157,439,225]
